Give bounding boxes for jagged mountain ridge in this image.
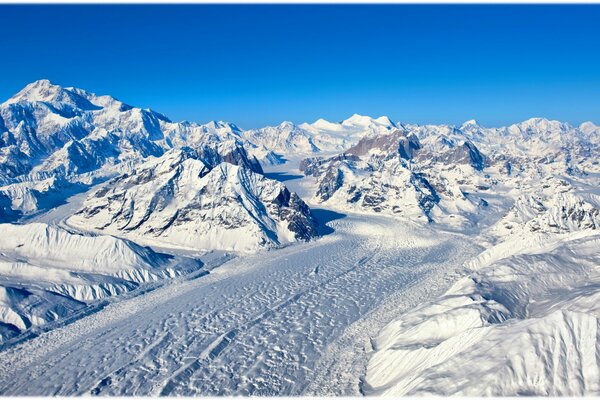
[67,148,318,253]
[299,116,600,228]
[0,80,263,217]
[0,80,401,219]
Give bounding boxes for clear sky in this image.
[1,4,599,129]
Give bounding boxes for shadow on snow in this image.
[264,171,304,183]
[312,208,347,236]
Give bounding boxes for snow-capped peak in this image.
[460,119,480,128]
[4,79,106,113]
[278,121,296,129]
[342,114,395,128]
[579,121,598,133]
[6,79,64,104]
[203,120,240,130]
[308,118,343,131]
[374,116,395,127]
[512,117,571,133]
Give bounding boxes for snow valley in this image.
[0,80,599,396]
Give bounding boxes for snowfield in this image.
[0,222,202,342]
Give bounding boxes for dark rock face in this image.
[398,134,421,160]
[552,202,599,232]
[273,190,319,241]
[299,154,359,177]
[413,140,487,171]
[0,146,31,182]
[316,167,344,201]
[362,190,386,211]
[0,192,19,222]
[454,141,485,171]
[346,129,420,158]
[298,157,323,176]
[221,146,263,174]
[195,144,263,174]
[410,173,440,218]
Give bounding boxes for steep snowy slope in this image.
[68,148,318,252]
[365,229,600,396]
[0,222,200,342]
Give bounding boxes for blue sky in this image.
[1,5,599,129]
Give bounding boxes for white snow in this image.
[1,79,600,396]
[67,150,316,253]
[0,211,479,395]
[364,208,600,396]
[0,222,202,340]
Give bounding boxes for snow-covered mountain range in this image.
[1,79,599,396]
[300,117,600,229]
[0,80,322,340]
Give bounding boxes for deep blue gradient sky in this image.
[1,5,599,128]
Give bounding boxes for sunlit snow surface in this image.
[0,206,479,395]
[364,230,600,396]
[1,79,600,396]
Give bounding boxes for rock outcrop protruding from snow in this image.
[300,116,600,229]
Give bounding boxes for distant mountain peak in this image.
[373,116,395,127]
[342,114,395,128]
[7,79,63,104]
[342,113,372,125]
[308,118,342,131]
[461,119,480,127]
[278,121,296,128]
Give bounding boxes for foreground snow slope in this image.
[0,213,479,395]
[0,222,200,342]
[364,228,600,396]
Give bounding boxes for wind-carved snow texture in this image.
[1,79,600,396]
[0,222,203,343]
